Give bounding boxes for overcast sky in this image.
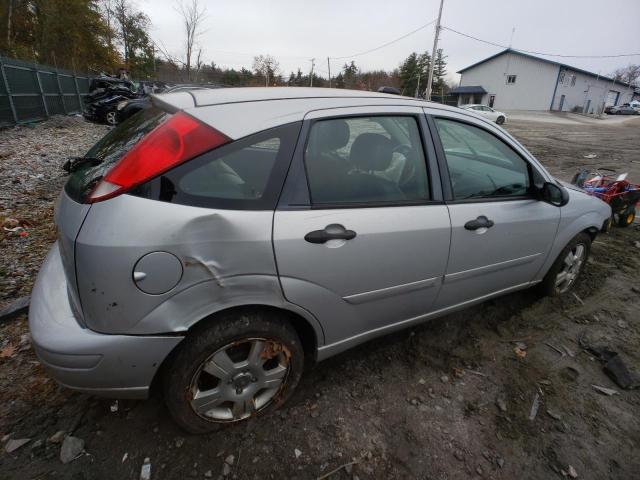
[141,0,640,83]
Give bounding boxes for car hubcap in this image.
[555,244,585,293]
[189,338,290,422]
[106,112,117,125]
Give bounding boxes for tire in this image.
[496,116,505,125]
[163,310,304,434]
[539,232,591,297]
[617,207,636,227]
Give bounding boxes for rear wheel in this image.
[163,310,304,433]
[617,207,636,227]
[496,116,505,125]
[539,232,591,296]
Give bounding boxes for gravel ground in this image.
[0,116,109,306]
[0,114,638,480]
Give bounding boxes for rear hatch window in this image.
[65,107,167,202]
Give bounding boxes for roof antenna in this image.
[508,27,515,49]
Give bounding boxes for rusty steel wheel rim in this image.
[188,337,290,422]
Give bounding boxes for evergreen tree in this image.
[342,61,358,89]
[433,48,448,94]
[399,51,432,97]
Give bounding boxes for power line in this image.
[330,19,436,60]
[442,26,640,58]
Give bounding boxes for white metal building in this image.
[451,49,639,113]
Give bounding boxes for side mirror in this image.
[540,182,570,207]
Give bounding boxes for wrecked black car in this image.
[83,75,140,125]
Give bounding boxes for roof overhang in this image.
[449,86,487,95]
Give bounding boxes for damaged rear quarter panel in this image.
[75,194,283,334]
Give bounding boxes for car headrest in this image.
[349,133,393,172]
[310,119,350,152]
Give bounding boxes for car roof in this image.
[151,87,480,139]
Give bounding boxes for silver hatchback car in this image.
[30,88,611,432]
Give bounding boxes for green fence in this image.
[0,55,93,127]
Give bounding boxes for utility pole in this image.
[425,0,444,101]
[309,58,315,87]
[327,57,331,88]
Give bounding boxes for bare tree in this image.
[100,0,115,51]
[177,0,207,81]
[253,55,279,87]
[612,64,640,87]
[6,0,13,50]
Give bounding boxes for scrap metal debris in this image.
[545,342,566,357]
[59,436,85,464]
[5,438,30,453]
[528,392,541,421]
[572,292,585,305]
[579,332,640,389]
[317,456,365,480]
[0,296,30,322]
[591,385,619,396]
[546,409,562,420]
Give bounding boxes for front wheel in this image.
[539,232,591,296]
[496,116,505,125]
[618,207,636,227]
[163,310,304,433]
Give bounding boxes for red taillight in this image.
[87,112,230,203]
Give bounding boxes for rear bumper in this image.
[29,243,183,399]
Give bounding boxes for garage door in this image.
[606,90,620,106]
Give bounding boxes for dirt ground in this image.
[0,113,638,480]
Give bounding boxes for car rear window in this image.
[65,107,168,202]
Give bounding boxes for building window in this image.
[570,75,576,86]
[559,72,565,84]
[507,75,517,84]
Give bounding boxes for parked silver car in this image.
[30,88,611,433]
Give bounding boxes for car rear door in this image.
[426,108,560,309]
[273,106,451,353]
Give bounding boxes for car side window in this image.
[134,122,301,210]
[177,137,281,200]
[435,118,531,200]
[304,116,430,205]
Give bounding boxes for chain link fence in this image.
[0,55,93,127]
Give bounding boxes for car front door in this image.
[273,106,451,352]
[482,106,499,122]
[427,110,561,309]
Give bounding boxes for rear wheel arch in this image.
[187,305,320,361]
[149,304,320,398]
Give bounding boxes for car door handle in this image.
[304,224,357,244]
[464,216,495,230]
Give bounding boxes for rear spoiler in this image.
[151,91,196,113]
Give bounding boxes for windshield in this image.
[65,107,168,202]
